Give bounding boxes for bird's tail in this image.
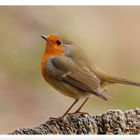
[104,76,140,87]
[96,69,140,87]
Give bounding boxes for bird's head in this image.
[41,33,73,48]
[41,33,75,57]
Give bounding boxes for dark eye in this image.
[56,40,62,45]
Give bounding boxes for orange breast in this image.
[41,53,49,80]
[41,46,64,81]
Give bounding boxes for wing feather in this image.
[46,56,108,100]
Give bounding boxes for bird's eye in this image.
[56,40,62,45]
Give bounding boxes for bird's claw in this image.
[67,111,89,116]
[49,116,62,120]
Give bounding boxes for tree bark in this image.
[10,108,140,135]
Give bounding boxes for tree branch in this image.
[10,108,140,135]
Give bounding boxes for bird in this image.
[41,33,140,118]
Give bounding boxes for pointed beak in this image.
[41,35,48,41]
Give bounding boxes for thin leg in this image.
[75,97,90,113]
[61,99,79,118]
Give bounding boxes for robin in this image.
[41,33,140,118]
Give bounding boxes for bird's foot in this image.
[58,111,89,120]
[49,116,62,120]
[67,111,89,116]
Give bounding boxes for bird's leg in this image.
[74,97,90,114]
[61,99,79,118]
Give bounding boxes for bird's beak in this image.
[41,35,48,41]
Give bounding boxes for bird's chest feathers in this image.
[41,47,64,80]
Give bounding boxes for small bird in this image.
[41,33,140,117]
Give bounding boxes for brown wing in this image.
[64,69,100,91]
[46,56,107,100]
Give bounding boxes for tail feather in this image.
[97,70,140,87]
[99,94,108,101]
[106,76,140,87]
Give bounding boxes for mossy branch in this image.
[10,108,140,135]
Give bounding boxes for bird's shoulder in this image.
[63,44,97,72]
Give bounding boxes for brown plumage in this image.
[41,33,140,117]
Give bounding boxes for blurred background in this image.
[0,6,140,133]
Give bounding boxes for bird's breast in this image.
[41,47,64,81]
[41,54,48,80]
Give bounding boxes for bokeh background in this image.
[0,6,140,133]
